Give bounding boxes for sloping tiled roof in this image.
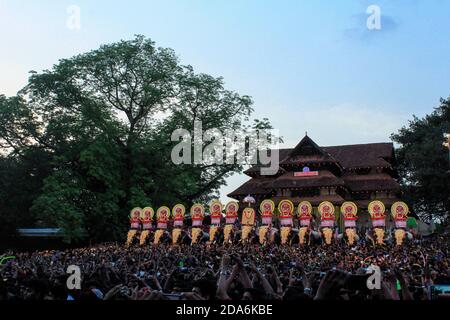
[228,178,273,196]
[271,170,344,189]
[355,198,402,208]
[244,149,292,175]
[280,154,340,166]
[229,137,400,200]
[322,143,394,169]
[245,142,394,174]
[343,173,400,192]
[345,178,401,192]
[282,135,340,166]
[271,195,346,206]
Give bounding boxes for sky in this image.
[0,0,449,203]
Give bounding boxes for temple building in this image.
[228,135,404,229]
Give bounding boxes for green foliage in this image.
[0,36,267,243]
[391,97,450,224]
[0,150,52,236]
[406,217,418,229]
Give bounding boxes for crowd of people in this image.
[1,234,449,301]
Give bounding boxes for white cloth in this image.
[226,217,237,224]
[142,223,152,230]
[372,220,385,227]
[173,220,183,227]
[300,220,311,227]
[157,222,167,229]
[192,220,203,227]
[280,218,293,226]
[262,217,272,225]
[131,222,140,229]
[395,221,407,229]
[321,220,334,228]
[344,220,356,228]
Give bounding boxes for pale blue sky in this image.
[0,0,449,202]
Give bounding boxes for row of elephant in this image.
[125,224,414,247]
[127,199,410,227]
[127,199,411,246]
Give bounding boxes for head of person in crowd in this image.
[0,234,448,301]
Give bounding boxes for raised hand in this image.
[124,285,140,300]
[298,265,313,296]
[381,271,400,300]
[181,292,206,300]
[314,270,347,300]
[103,284,125,300]
[394,269,414,300]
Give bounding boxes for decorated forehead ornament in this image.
[278,200,294,216]
[391,202,409,218]
[224,201,239,228]
[391,202,409,245]
[172,204,186,228]
[341,202,358,217]
[297,201,313,231]
[131,207,143,219]
[341,202,357,233]
[241,207,255,241]
[243,207,255,216]
[242,207,256,225]
[298,201,313,217]
[260,199,275,214]
[225,201,239,213]
[157,206,170,219]
[368,201,386,217]
[191,204,205,216]
[209,200,223,214]
[172,204,186,217]
[142,207,155,219]
[319,201,335,217]
[127,208,143,247]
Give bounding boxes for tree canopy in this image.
[391,97,450,224]
[0,36,270,243]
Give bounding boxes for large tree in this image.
[0,36,268,243]
[391,97,450,224]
